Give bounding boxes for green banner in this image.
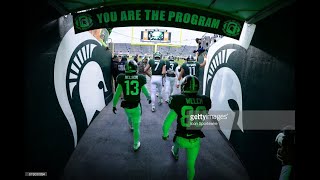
[72,4,244,39]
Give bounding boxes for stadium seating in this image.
[113,43,197,59]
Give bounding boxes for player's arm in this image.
[162,64,166,75]
[144,63,150,73]
[178,68,184,81]
[112,84,123,107]
[176,68,184,88]
[145,70,151,77]
[162,109,177,139]
[173,64,178,76]
[200,55,207,68]
[141,85,151,101]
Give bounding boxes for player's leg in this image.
[124,108,133,131]
[150,76,157,111]
[131,105,141,151]
[124,105,141,150]
[174,67,181,94]
[112,76,117,93]
[169,77,175,96]
[165,76,171,102]
[156,76,163,105]
[172,136,190,160]
[155,76,159,97]
[186,138,201,180]
[171,140,180,160]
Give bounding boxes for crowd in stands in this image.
[113,43,197,60]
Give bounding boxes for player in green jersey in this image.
[162,75,212,180]
[144,51,166,112]
[177,55,206,88]
[165,55,179,103]
[113,60,151,151]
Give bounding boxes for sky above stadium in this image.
[109,26,210,46]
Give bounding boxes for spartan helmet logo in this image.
[222,20,242,37]
[74,14,93,31]
[54,28,110,147]
[203,41,246,140]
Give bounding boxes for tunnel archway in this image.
[24,1,296,179]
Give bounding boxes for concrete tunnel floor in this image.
[62,77,250,180]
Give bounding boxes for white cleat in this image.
[134,141,141,152]
[171,146,179,160]
[151,105,155,112]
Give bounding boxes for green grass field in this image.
[174,59,185,66]
[137,58,185,66]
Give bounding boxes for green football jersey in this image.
[181,61,200,78]
[116,74,147,102]
[148,59,166,75]
[165,60,178,77]
[168,94,211,138]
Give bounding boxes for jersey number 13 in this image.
[124,80,139,95]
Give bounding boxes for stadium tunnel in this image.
[24,0,296,179]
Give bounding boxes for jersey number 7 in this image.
[154,61,160,71]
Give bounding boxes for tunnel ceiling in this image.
[51,0,295,24]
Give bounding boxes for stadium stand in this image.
[114,43,197,59]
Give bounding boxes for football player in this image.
[165,55,179,103]
[113,60,151,152]
[162,75,211,180]
[144,51,166,112]
[177,55,206,88]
